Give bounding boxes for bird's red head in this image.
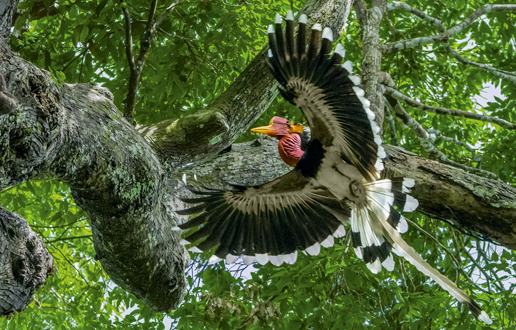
[251,116,303,139]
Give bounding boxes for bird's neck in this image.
[278,134,304,167]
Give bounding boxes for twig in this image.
[426,129,476,154]
[384,101,399,146]
[121,5,136,72]
[45,235,92,244]
[49,242,93,290]
[384,86,516,130]
[387,2,445,32]
[383,4,516,54]
[30,210,86,228]
[444,43,516,85]
[476,239,505,291]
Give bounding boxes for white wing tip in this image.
[299,14,307,24]
[335,43,345,57]
[404,178,415,189]
[305,242,321,256]
[322,27,333,41]
[374,134,383,146]
[398,216,409,233]
[375,158,384,171]
[312,23,322,31]
[366,259,382,274]
[378,145,386,159]
[182,173,187,185]
[179,239,190,245]
[382,255,395,271]
[349,75,361,85]
[286,10,294,21]
[366,109,375,120]
[320,235,335,248]
[275,13,282,24]
[268,24,274,34]
[355,247,363,259]
[343,60,353,73]
[256,253,269,265]
[269,255,283,266]
[352,86,365,97]
[333,224,346,238]
[371,121,380,134]
[268,49,273,58]
[226,254,239,264]
[479,311,492,325]
[188,246,203,253]
[243,256,256,265]
[358,96,371,108]
[208,255,223,264]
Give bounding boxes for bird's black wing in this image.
[268,13,383,182]
[177,169,349,266]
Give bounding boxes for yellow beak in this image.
[251,124,278,137]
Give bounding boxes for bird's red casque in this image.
[251,116,305,166]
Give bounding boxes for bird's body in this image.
[177,11,492,324]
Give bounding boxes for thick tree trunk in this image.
[0,46,189,313]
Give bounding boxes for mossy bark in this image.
[0,0,355,316]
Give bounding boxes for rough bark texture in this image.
[354,0,386,130]
[176,139,516,250]
[0,207,55,317]
[382,145,516,249]
[0,46,189,313]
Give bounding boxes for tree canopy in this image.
[1,0,516,329]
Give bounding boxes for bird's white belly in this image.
[316,149,366,205]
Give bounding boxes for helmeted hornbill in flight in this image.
[176,11,492,324]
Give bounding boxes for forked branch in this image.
[383,86,516,130]
[383,4,516,54]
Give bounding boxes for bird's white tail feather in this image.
[363,179,491,324]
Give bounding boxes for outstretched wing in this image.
[176,169,350,266]
[267,13,383,182]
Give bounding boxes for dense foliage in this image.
[2,0,516,328]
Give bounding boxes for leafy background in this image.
[2,0,516,328]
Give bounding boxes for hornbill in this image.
[176,11,492,324]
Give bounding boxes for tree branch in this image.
[137,0,160,64]
[121,0,179,123]
[121,5,136,72]
[444,43,516,85]
[353,0,387,132]
[387,1,445,32]
[384,102,399,146]
[427,129,478,155]
[384,85,516,130]
[384,95,497,179]
[383,4,516,54]
[45,235,92,244]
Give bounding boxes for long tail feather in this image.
[360,178,492,324]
